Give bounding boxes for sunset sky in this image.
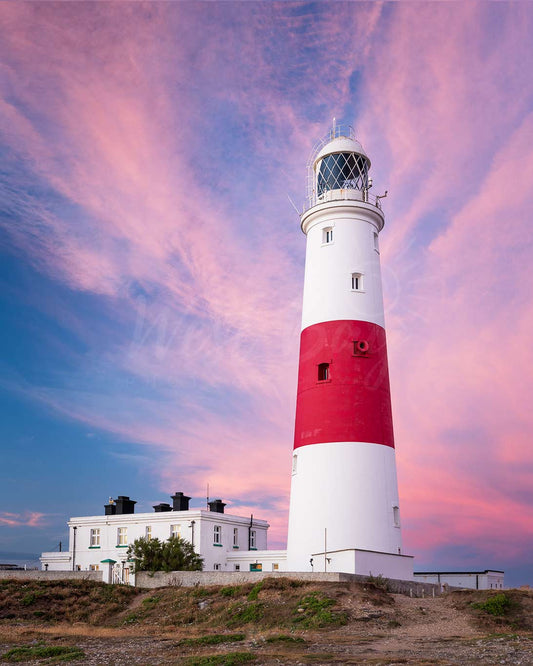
[1,2,533,587]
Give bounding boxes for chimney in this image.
[171,492,191,511]
[153,503,172,513]
[208,499,226,514]
[113,496,136,515]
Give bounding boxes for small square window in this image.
[214,563,221,571]
[318,363,330,381]
[322,227,333,244]
[234,564,240,571]
[351,272,363,291]
[272,563,279,571]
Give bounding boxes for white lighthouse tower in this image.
[286,124,413,579]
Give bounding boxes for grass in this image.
[184,653,255,666]
[2,644,84,663]
[292,592,347,629]
[0,580,139,625]
[179,633,246,646]
[226,602,264,627]
[265,634,306,644]
[247,582,263,601]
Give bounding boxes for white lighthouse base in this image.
[305,548,414,580]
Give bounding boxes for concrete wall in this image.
[0,570,103,582]
[135,570,441,598]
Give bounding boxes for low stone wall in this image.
[0,570,103,582]
[135,570,443,597]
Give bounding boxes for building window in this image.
[272,563,279,571]
[214,563,221,571]
[170,524,181,538]
[233,528,239,548]
[145,526,152,540]
[213,525,221,545]
[373,232,379,253]
[117,527,128,546]
[322,227,333,244]
[318,363,330,381]
[250,529,257,549]
[234,564,240,571]
[90,528,100,547]
[351,272,363,291]
[292,454,298,474]
[393,506,400,528]
[89,564,100,571]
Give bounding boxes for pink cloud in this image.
[0,512,46,528]
[2,1,533,568]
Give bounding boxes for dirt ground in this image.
[1,579,532,665]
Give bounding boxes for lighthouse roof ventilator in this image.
[286,124,413,580]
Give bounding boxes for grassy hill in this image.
[0,578,532,664]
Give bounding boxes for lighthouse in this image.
[286,124,412,579]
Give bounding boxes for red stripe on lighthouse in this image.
[293,320,395,450]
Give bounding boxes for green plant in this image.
[247,581,263,601]
[21,592,36,606]
[265,634,306,644]
[293,592,347,629]
[2,645,84,662]
[141,595,161,607]
[220,586,240,597]
[472,593,514,616]
[184,653,255,666]
[227,602,264,627]
[127,535,203,573]
[179,633,245,646]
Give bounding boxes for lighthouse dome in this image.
[307,125,371,205]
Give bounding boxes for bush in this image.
[127,536,203,573]
[472,593,514,616]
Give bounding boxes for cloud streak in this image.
[1,2,533,575]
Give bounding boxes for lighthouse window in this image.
[373,232,379,253]
[351,272,363,291]
[323,227,333,244]
[318,363,330,381]
[393,506,400,527]
[317,152,369,196]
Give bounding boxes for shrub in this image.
[472,593,514,616]
[127,535,203,573]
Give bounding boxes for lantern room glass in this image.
[317,152,369,196]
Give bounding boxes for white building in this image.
[414,570,505,590]
[40,493,281,583]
